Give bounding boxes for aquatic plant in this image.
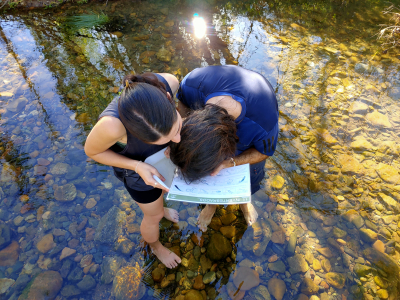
[378,4,400,49]
[63,13,111,33]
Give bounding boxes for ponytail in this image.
[122,73,170,101]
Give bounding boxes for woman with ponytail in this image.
[85,72,182,268]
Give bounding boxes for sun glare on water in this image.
[193,13,206,38]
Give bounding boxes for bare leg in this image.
[137,193,181,268]
[240,202,258,226]
[197,204,217,232]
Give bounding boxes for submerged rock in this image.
[112,264,145,300]
[101,256,126,284]
[206,233,232,261]
[0,278,15,294]
[156,48,172,62]
[325,272,345,289]
[54,184,77,201]
[250,285,271,300]
[0,240,19,266]
[287,254,309,274]
[232,266,260,290]
[268,278,286,300]
[0,224,11,249]
[19,271,62,300]
[95,206,126,244]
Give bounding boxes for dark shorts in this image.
[124,178,163,204]
[250,160,266,195]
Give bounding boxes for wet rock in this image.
[203,271,216,284]
[184,289,203,300]
[287,254,309,274]
[101,256,126,284]
[68,266,83,281]
[54,184,77,201]
[366,111,392,128]
[332,227,347,239]
[77,275,96,291]
[316,129,338,145]
[232,267,260,291]
[301,278,319,295]
[0,278,14,294]
[376,289,389,299]
[220,213,237,225]
[112,264,146,300]
[373,240,385,253]
[268,278,286,300]
[350,102,369,115]
[80,254,93,268]
[268,261,286,273]
[37,234,56,253]
[321,259,331,272]
[363,248,399,274]
[133,35,150,41]
[271,175,285,189]
[325,272,345,289]
[337,154,363,175]
[114,238,135,255]
[285,232,296,256]
[220,226,236,239]
[316,247,333,258]
[376,164,400,185]
[61,285,81,297]
[271,231,285,244]
[0,162,16,182]
[374,275,388,289]
[156,48,172,62]
[313,259,321,271]
[7,96,28,112]
[193,275,205,290]
[209,217,222,231]
[60,247,76,260]
[353,263,371,277]
[351,138,373,152]
[19,271,62,300]
[86,198,97,209]
[206,233,232,261]
[0,224,11,249]
[152,268,165,283]
[359,228,378,243]
[250,285,271,300]
[95,206,126,244]
[50,162,69,175]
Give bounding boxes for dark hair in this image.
[170,104,238,182]
[118,73,177,143]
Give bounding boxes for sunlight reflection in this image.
[193,13,206,38]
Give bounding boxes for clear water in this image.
[1,0,400,299]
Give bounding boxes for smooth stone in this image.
[316,247,333,258]
[50,162,69,175]
[112,265,146,300]
[77,275,96,291]
[60,247,76,260]
[325,272,345,289]
[268,261,286,273]
[19,271,62,300]
[250,285,271,300]
[232,267,260,291]
[220,213,237,225]
[61,285,81,297]
[36,234,56,253]
[287,254,309,274]
[203,271,216,284]
[374,276,388,289]
[285,232,297,257]
[301,278,319,295]
[206,233,232,261]
[376,289,389,299]
[321,259,331,272]
[363,248,399,274]
[0,278,15,294]
[359,228,378,243]
[226,281,245,300]
[152,268,165,283]
[268,278,286,300]
[332,227,347,238]
[353,263,372,277]
[193,275,204,290]
[271,175,285,189]
[86,198,97,209]
[373,240,385,253]
[366,111,392,128]
[376,164,400,185]
[156,48,172,62]
[220,226,236,239]
[313,259,321,271]
[0,241,20,266]
[184,289,203,300]
[54,184,77,201]
[378,192,400,212]
[0,224,11,249]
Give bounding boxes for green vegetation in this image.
[63,13,110,33]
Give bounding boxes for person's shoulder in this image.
[97,116,126,138]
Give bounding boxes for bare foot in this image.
[164,207,179,223]
[197,205,217,232]
[150,241,181,269]
[240,203,258,226]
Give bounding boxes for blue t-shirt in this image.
[176,65,279,156]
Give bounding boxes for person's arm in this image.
[211,147,268,176]
[84,117,169,192]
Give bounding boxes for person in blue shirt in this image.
[170,65,279,230]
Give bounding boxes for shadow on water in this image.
[0,0,400,299]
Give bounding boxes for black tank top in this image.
[98,74,173,191]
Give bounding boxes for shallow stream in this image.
[1,0,400,299]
